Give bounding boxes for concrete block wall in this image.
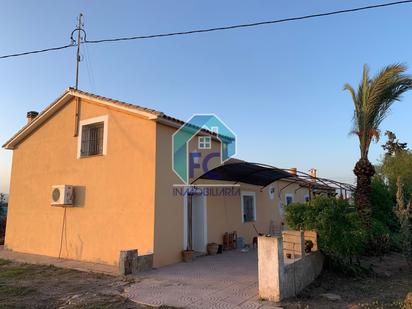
[119,249,153,275]
[282,230,304,259]
[283,251,324,297]
[258,231,323,302]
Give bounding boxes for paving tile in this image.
[224,296,256,307]
[127,250,259,308]
[237,300,263,309]
[257,301,283,309]
[189,299,237,309]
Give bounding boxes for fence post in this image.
[258,236,284,302]
[299,229,305,258]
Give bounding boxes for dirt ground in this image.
[0,259,159,309]
[0,253,410,309]
[281,253,412,309]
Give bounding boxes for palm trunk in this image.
[353,158,375,227]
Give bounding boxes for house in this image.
[2,88,344,268]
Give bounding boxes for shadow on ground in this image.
[280,253,412,309]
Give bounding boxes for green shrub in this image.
[371,176,399,232]
[367,219,391,256]
[285,196,367,268]
[369,176,406,254]
[283,202,307,230]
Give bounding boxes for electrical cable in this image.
[85,0,412,44]
[0,44,74,59]
[58,207,67,258]
[1,1,412,60]
[84,43,96,91]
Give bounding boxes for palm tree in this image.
[344,64,412,227]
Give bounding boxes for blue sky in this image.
[1,0,412,193]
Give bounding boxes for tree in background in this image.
[0,193,6,215]
[382,130,408,156]
[395,177,412,263]
[344,64,412,227]
[375,132,412,255]
[381,148,412,197]
[0,194,6,245]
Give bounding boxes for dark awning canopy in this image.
[193,160,355,193]
[194,161,293,187]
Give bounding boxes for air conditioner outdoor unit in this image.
[51,185,74,206]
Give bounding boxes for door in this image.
[191,194,207,253]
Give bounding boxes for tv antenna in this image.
[70,13,86,90]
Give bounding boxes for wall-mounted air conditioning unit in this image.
[51,185,74,206]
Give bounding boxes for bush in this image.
[285,196,367,269]
[283,202,307,230]
[371,176,398,232]
[0,195,6,245]
[370,176,407,254]
[367,219,391,256]
[0,215,5,245]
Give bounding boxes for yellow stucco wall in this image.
[152,125,225,267]
[5,96,310,268]
[152,122,309,266]
[5,98,157,266]
[153,124,184,267]
[206,180,308,246]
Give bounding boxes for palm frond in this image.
[344,63,412,159]
[343,83,357,104]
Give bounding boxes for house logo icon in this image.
[172,114,236,184]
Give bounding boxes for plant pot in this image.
[304,240,314,253]
[182,250,194,262]
[207,243,219,256]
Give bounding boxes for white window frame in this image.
[285,193,294,205]
[241,191,256,223]
[198,136,211,149]
[77,115,108,159]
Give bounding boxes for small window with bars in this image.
[198,136,211,149]
[80,122,104,157]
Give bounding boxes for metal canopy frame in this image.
[192,162,293,187]
[192,161,355,195]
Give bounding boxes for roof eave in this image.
[67,88,160,120]
[2,89,73,150]
[2,88,163,150]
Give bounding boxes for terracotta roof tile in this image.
[3,88,217,148]
[69,88,165,117]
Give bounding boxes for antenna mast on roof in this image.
[71,13,86,137]
[71,13,85,90]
